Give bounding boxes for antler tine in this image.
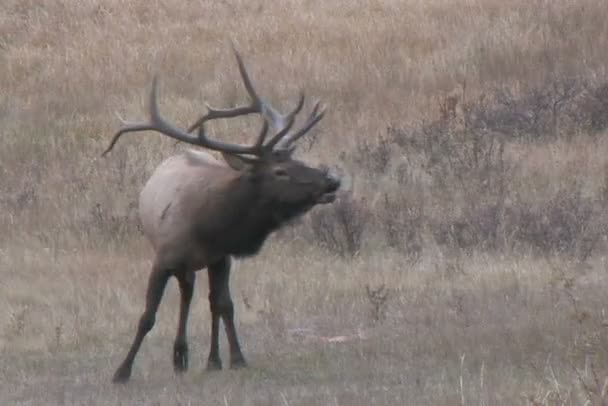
[253,119,270,149]
[185,44,289,151]
[183,44,264,135]
[102,77,200,157]
[275,101,326,150]
[147,76,265,155]
[231,44,291,135]
[264,92,306,150]
[101,114,156,157]
[231,43,263,110]
[231,44,327,153]
[186,104,258,133]
[103,76,263,157]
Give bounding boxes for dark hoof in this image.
[230,357,248,369]
[206,358,222,371]
[173,343,189,373]
[112,366,132,384]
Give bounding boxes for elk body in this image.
[103,46,340,383]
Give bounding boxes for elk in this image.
[102,46,341,383]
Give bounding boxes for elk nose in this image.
[326,172,341,192]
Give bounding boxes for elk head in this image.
[223,149,340,220]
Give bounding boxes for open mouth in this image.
[317,176,340,204]
[317,192,337,204]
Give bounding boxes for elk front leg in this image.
[113,265,171,383]
[173,270,195,373]
[207,257,247,370]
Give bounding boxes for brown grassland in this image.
[2,0,608,404]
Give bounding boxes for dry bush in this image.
[508,192,605,259]
[307,194,370,258]
[580,82,608,133]
[375,190,425,261]
[355,136,393,176]
[341,80,608,259]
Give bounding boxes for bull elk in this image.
[102,46,341,383]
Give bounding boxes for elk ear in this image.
[222,152,257,171]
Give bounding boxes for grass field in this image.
[2,0,608,405]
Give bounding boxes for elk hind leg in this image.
[173,270,195,373]
[112,264,171,383]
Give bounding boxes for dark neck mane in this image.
[193,177,289,258]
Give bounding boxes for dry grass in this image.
[2,0,608,405]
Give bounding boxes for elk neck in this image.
[192,173,306,259]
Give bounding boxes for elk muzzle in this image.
[317,172,341,204]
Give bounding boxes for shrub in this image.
[308,194,370,258]
[343,78,608,258]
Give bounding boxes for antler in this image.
[102,45,325,157]
[273,100,326,150]
[187,45,320,153]
[101,76,265,157]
